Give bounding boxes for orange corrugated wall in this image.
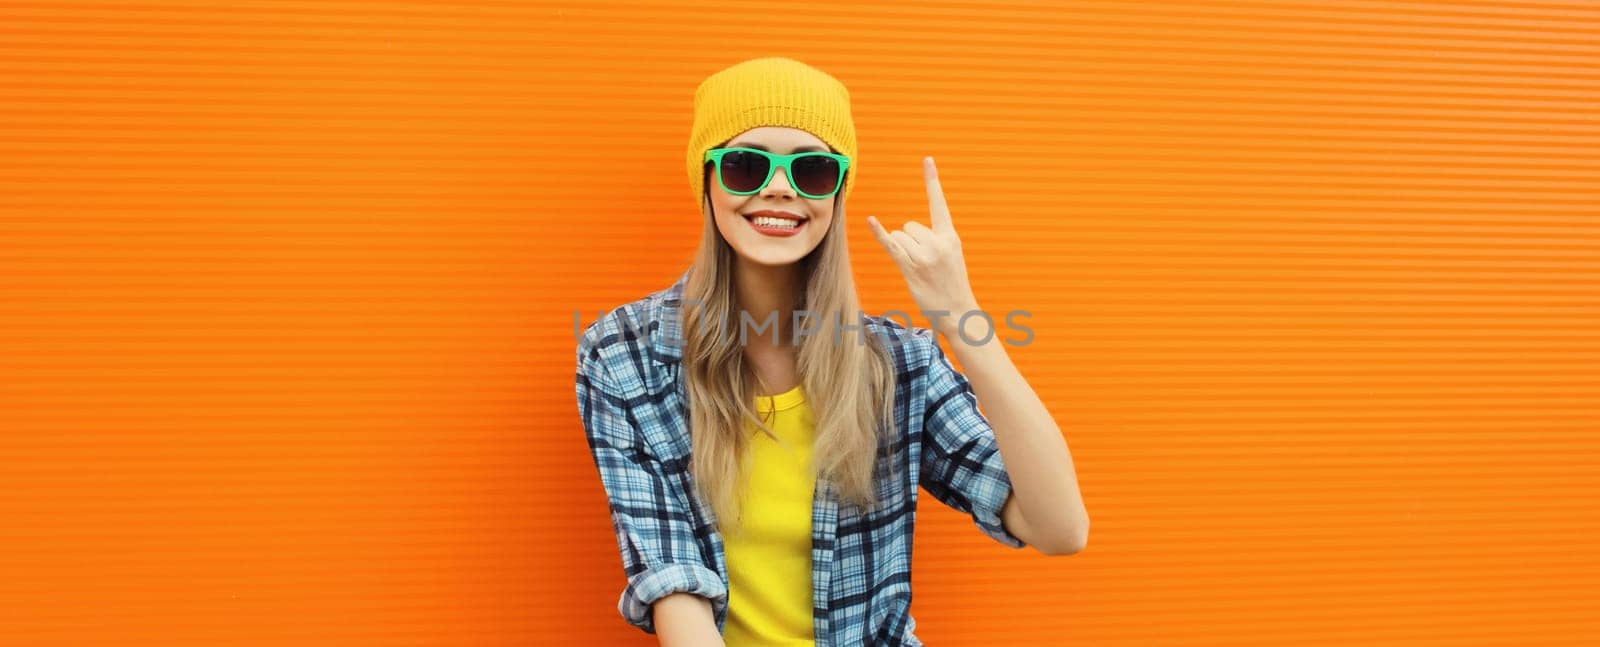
[3,1,1598,645]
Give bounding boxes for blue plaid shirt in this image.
[575,270,1024,646]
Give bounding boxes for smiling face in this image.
[706,126,840,268]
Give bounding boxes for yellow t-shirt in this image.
[719,383,817,647]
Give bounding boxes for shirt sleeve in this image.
[575,330,729,634]
[915,328,1027,549]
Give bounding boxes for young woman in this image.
[576,57,1089,647]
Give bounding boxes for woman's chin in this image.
[735,248,808,267]
[716,224,823,268]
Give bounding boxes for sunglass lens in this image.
[719,150,769,193]
[791,154,841,197]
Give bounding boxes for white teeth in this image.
[751,216,800,229]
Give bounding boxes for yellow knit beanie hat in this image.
[686,57,858,211]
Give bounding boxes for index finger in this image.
[924,156,953,233]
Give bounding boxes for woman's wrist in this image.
[932,300,985,342]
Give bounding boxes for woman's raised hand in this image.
[867,156,981,338]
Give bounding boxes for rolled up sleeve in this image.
[576,329,728,633]
[915,328,1026,549]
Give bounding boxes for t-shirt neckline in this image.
[755,383,805,413]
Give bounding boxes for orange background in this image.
[4,1,1599,645]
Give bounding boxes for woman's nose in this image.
[761,164,796,197]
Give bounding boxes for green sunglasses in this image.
[704,147,851,199]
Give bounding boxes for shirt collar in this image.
[650,269,691,365]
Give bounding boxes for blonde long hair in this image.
[681,190,897,535]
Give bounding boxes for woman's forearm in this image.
[652,592,726,647]
[943,312,1090,554]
